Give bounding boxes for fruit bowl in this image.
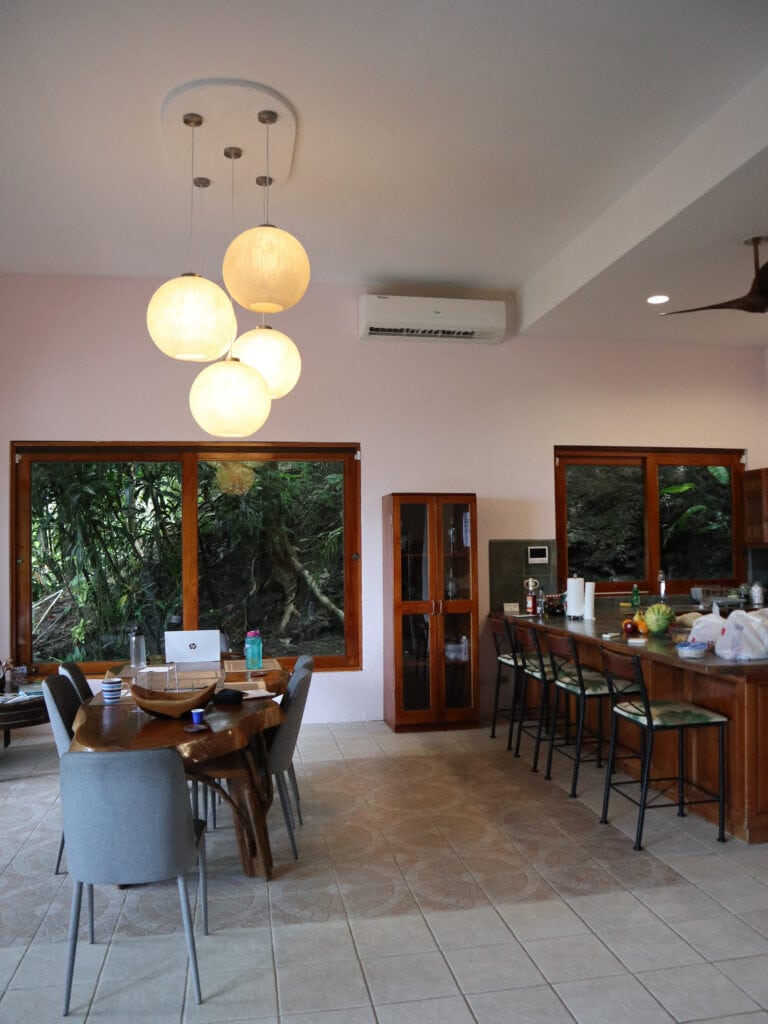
[128,680,217,718]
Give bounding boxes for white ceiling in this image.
[4,0,768,347]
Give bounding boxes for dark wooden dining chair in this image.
[59,748,208,1016]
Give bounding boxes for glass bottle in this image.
[631,584,640,609]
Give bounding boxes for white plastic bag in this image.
[688,612,726,647]
[714,610,768,661]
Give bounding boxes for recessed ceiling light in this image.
[646,294,669,305]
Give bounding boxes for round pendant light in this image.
[215,461,256,496]
[222,225,310,313]
[231,325,302,398]
[189,358,271,437]
[147,274,236,362]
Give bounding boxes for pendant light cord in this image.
[263,119,270,225]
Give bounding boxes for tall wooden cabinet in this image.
[383,493,479,730]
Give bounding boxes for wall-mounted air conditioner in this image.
[358,294,507,344]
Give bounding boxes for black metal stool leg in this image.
[600,710,619,825]
[634,727,654,851]
[717,721,726,842]
[490,663,502,738]
[569,693,586,798]
[544,685,560,780]
[513,675,528,757]
[677,728,686,817]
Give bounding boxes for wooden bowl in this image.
[128,680,217,719]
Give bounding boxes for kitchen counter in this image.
[496,611,768,843]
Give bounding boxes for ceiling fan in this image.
[660,236,768,316]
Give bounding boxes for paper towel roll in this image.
[583,581,596,620]
[566,577,585,618]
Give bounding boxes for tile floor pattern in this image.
[3,722,768,1022]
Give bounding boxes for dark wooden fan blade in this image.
[660,294,768,316]
[659,252,768,316]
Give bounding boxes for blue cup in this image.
[102,680,122,705]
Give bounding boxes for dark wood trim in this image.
[554,445,745,594]
[11,441,362,673]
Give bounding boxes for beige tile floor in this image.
[2,718,768,1022]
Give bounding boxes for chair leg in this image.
[513,675,528,757]
[544,685,560,780]
[490,664,502,738]
[87,883,94,945]
[600,712,619,825]
[276,771,298,859]
[635,728,654,851]
[596,695,605,768]
[506,667,520,751]
[677,728,686,817]
[177,876,202,1005]
[717,722,726,842]
[63,880,83,1016]
[531,679,549,773]
[198,833,208,936]
[569,694,586,798]
[287,762,303,826]
[55,831,66,875]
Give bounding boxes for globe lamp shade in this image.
[222,225,310,313]
[215,461,256,496]
[147,275,237,362]
[231,326,301,399]
[189,359,271,438]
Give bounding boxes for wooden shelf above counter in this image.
[496,611,768,843]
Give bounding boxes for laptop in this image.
[163,629,222,670]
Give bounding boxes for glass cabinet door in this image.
[443,611,472,708]
[442,501,472,602]
[399,502,429,603]
[401,614,431,711]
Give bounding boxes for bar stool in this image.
[600,646,727,851]
[509,621,550,771]
[488,617,518,740]
[543,630,616,797]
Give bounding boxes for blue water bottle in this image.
[245,629,263,670]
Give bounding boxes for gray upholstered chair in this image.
[58,663,93,702]
[42,674,85,874]
[59,748,208,1016]
[278,655,314,822]
[268,664,312,858]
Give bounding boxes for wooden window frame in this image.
[554,445,745,595]
[11,441,362,674]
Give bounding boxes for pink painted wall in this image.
[1,273,766,721]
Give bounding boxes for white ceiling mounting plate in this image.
[161,79,297,192]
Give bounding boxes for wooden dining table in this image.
[70,662,290,878]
